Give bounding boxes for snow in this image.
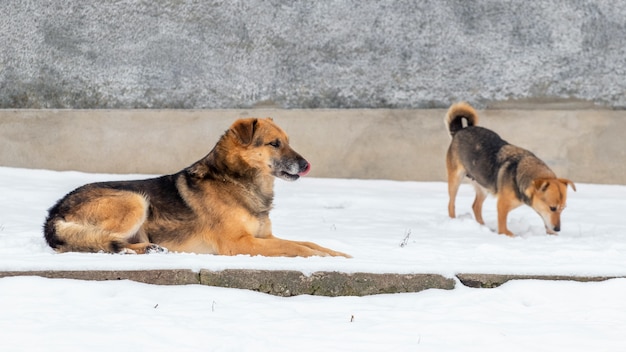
[1,166,625,350]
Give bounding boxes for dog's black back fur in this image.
[450,126,508,191]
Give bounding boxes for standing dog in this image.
[44,117,350,257]
[445,102,576,236]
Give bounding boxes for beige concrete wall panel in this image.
[0,109,623,184]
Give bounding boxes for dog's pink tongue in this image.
[298,162,311,176]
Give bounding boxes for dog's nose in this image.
[298,159,311,176]
[553,225,560,232]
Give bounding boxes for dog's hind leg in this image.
[471,183,488,225]
[50,190,161,254]
[446,164,466,219]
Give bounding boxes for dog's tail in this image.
[445,102,479,137]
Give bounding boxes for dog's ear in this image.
[231,118,258,145]
[185,159,209,179]
[187,161,209,179]
[558,178,576,192]
[533,179,551,193]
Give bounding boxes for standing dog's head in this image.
[229,117,310,181]
[527,178,576,234]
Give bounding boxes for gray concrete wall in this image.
[1,0,626,109]
[1,108,624,184]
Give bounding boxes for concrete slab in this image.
[200,269,456,297]
[2,270,622,296]
[0,270,200,285]
[456,273,624,288]
[0,269,455,296]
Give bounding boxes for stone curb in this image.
[0,270,200,285]
[0,270,622,296]
[456,274,623,288]
[200,269,455,297]
[0,269,455,296]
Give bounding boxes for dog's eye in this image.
[550,206,557,212]
[268,140,281,148]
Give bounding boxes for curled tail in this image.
[445,102,479,137]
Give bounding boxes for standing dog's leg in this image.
[496,188,522,236]
[446,166,465,219]
[471,183,488,225]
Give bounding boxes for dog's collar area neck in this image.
[516,182,533,207]
[519,189,533,206]
[523,193,533,206]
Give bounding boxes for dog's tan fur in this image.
[445,102,576,236]
[44,118,350,257]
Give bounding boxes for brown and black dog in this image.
[445,102,576,236]
[44,117,350,257]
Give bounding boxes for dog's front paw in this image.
[497,228,515,237]
[332,250,352,258]
[321,249,352,258]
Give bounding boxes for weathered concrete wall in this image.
[1,0,625,109]
[1,108,624,184]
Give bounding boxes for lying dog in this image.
[44,117,350,257]
[445,102,576,236]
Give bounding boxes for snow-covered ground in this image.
[1,166,625,351]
